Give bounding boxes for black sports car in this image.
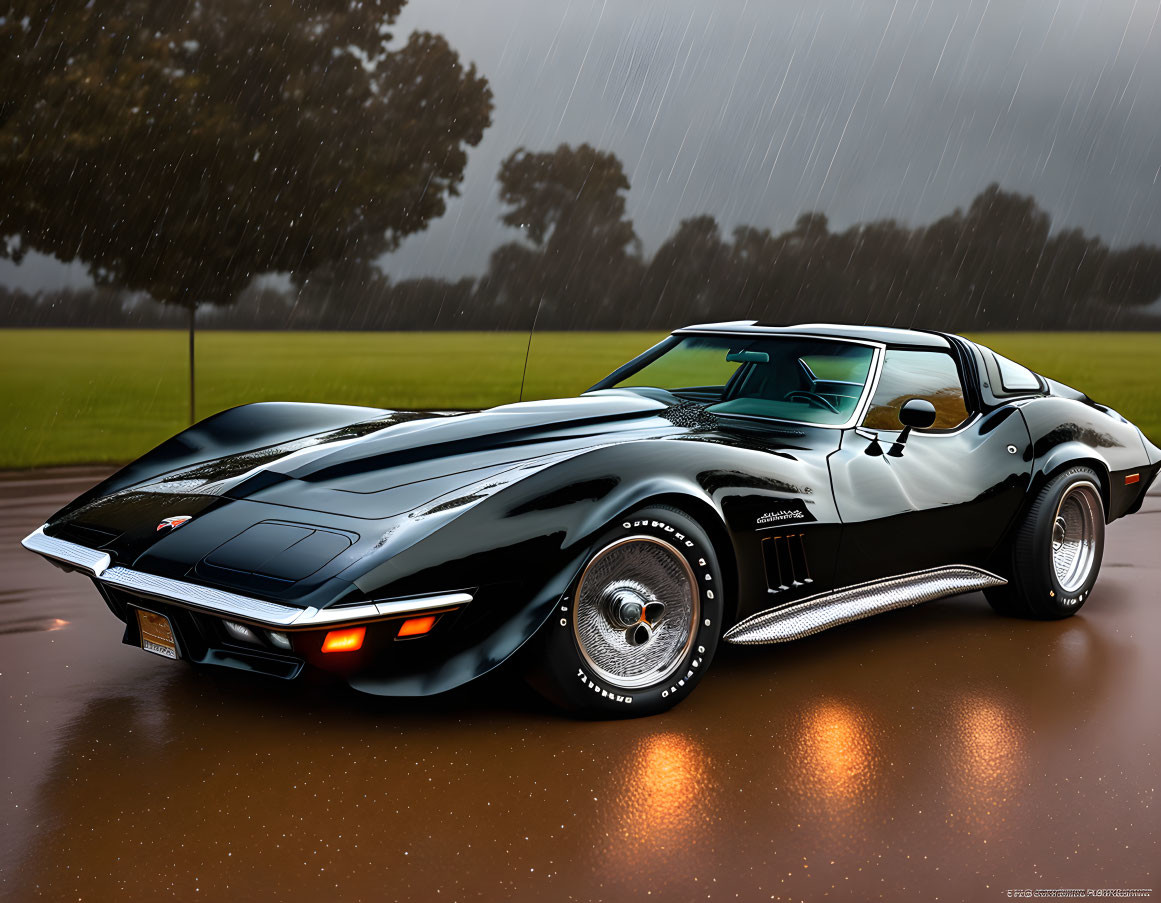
[22,322,1160,716]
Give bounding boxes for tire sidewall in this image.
[541,506,724,717]
[1021,468,1105,617]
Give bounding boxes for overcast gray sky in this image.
[3,0,1158,291]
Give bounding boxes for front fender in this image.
[344,443,726,696]
[53,402,389,522]
[346,472,722,697]
[342,437,826,696]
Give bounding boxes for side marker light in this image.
[322,627,365,653]
[397,616,438,638]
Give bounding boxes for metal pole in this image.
[188,303,196,424]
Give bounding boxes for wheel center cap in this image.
[602,582,667,645]
[1052,517,1066,551]
[610,589,645,627]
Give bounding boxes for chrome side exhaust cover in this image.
[724,565,1007,645]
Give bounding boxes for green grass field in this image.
[1,329,1157,469]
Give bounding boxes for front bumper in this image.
[22,525,472,680]
[21,525,471,630]
[22,522,560,697]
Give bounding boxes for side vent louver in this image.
[762,532,813,594]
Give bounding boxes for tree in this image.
[642,216,731,325]
[0,0,493,418]
[488,143,641,329]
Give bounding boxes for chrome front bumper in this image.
[21,525,471,629]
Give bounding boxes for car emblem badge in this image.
[156,515,193,533]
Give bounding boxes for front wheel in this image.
[527,505,724,718]
[985,467,1105,620]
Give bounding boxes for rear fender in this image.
[1032,440,1112,512]
[1022,396,1149,521]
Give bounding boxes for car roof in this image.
[673,320,953,349]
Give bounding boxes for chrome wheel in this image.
[573,536,699,689]
[1051,481,1102,595]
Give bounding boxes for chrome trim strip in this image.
[375,594,473,618]
[98,566,473,629]
[292,593,473,625]
[849,344,885,429]
[672,328,885,349]
[20,525,475,628]
[21,526,112,577]
[102,567,307,626]
[723,565,1006,645]
[293,603,381,625]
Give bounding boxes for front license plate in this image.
[135,609,179,660]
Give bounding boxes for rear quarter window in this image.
[979,347,1043,395]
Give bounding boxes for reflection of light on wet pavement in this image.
[794,701,878,814]
[0,616,70,635]
[1055,625,1094,672]
[2,477,1156,902]
[608,732,711,867]
[950,695,1024,834]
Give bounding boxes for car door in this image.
[828,347,1033,584]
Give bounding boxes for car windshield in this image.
[598,334,876,426]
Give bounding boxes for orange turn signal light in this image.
[321,626,365,653]
[396,615,437,638]
[1125,473,1140,485]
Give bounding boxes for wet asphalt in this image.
[1,470,1157,902]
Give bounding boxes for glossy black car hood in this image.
[143,393,822,515]
[211,393,684,518]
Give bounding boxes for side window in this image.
[862,350,969,430]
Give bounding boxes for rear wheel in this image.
[527,505,723,718]
[985,467,1105,620]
